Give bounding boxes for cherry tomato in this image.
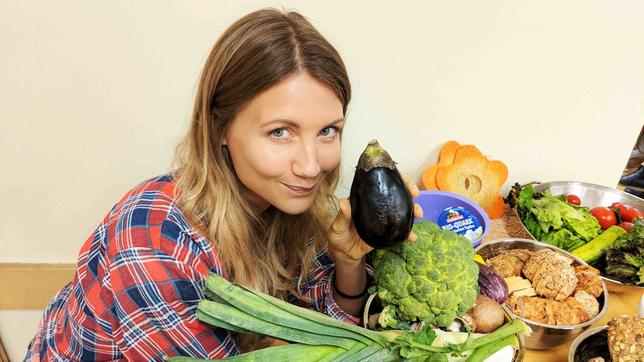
[610,202,644,223]
[590,207,617,230]
[566,194,581,206]
[617,222,634,232]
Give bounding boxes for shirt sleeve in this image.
[291,249,362,325]
[108,239,239,360]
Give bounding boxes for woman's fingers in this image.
[399,173,422,243]
[331,199,353,234]
[329,199,373,260]
[413,203,423,219]
[408,231,418,242]
[400,173,423,219]
[401,173,420,198]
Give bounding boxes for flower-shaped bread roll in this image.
[435,145,508,219]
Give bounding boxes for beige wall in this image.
[1,1,643,360]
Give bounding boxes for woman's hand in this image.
[327,174,423,264]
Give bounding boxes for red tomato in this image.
[566,194,581,206]
[617,222,634,232]
[610,202,644,222]
[590,207,617,230]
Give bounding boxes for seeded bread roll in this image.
[574,290,600,320]
[607,315,644,362]
[486,249,534,278]
[522,249,577,301]
[574,265,604,298]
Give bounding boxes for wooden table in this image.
[484,208,643,362]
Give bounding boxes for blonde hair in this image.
[174,9,350,305]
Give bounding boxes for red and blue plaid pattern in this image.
[25,174,359,361]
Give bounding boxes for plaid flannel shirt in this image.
[25,174,359,361]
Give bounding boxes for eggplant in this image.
[476,262,509,304]
[349,140,413,248]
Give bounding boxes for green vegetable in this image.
[201,273,386,347]
[516,185,601,251]
[465,335,517,362]
[604,217,644,285]
[394,319,530,361]
[169,344,339,362]
[372,221,479,328]
[168,273,530,361]
[571,226,626,263]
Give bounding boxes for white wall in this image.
[1,1,643,359]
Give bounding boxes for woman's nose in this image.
[292,142,321,178]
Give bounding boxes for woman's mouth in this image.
[283,183,316,196]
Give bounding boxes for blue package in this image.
[437,206,483,242]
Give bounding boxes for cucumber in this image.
[571,225,627,263]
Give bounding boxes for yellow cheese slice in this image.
[504,276,532,293]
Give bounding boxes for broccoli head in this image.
[372,220,479,328]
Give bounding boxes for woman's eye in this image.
[271,128,290,139]
[320,127,339,138]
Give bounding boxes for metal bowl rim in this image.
[567,325,608,362]
[476,238,610,330]
[600,275,644,290]
[533,180,644,200]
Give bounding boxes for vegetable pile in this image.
[515,185,601,251]
[585,202,642,232]
[511,183,644,286]
[169,273,530,362]
[372,221,480,329]
[603,217,644,286]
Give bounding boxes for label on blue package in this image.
[437,206,483,242]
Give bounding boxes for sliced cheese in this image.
[504,276,532,293]
[511,287,537,297]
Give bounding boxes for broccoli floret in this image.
[377,305,398,328]
[372,221,479,328]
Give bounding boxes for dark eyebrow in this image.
[260,119,300,129]
[322,118,345,129]
[261,118,345,128]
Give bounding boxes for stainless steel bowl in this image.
[533,181,644,209]
[476,238,609,350]
[567,325,608,362]
[515,181,644,292]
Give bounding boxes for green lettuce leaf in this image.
[517,185,601,251]
[541,229,586,251]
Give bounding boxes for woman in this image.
[25,9,421,361]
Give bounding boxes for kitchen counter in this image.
[485,208,643,362]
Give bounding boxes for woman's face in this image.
[224,72,344,215]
